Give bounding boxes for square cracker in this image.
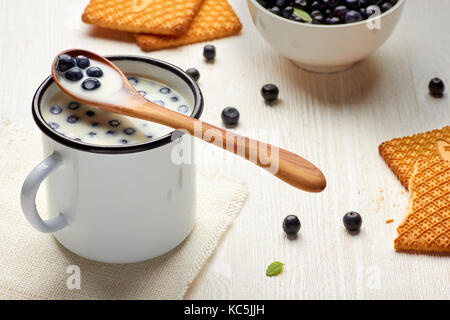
[82,0,205,35]
[379,126,450,189]
[394,159,450,253]
[135,0,242,51]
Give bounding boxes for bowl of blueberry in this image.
[248,0,405,73]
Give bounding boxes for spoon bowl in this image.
[52,49,327,192]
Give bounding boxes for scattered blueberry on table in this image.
[203,45,216,61]
[221,107,240,127]
[257,0,399,25]
[283,215,301,236]
[429,78,445,97]
[186,68,200,81]
[343,211,362,232]
[81,78,101,91]
[261,84,279,103]
[86,66,104,78]
[75,55,90,69]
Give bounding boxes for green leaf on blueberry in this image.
[266,261,284,277]
[293,8,313,23]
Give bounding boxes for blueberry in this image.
[343,211,362,232]
[282,6,294,18]
[282,215,301,235]
[276,0,287,6]
[146,135,153,139]
[159,87,171,94]
[74,138,82,142]
[81,78,101,90]
[171,96,179,102]
[203,45,216,61]
[127,76,139,86]
[75,55,90,69]
[345,0,360,9]
[50,105,62,114]
[65,68,83,81]
[261,84,279,102]
[153,100,165,106]
[91,122,100,127]
[178,105,189,113]
[221,107,240,127]
[55,54,76,72]
[429,78,445,97]
[345,10,363,23]
[86,67,103,78]
[124,128,136,135]
[106,130,117,136]
[49,122,59,129]
[310,1,321,11]
[327,16,341,24]
[138,90,147,97]
[109,119,121,127]
[67,115,79,124]
[333,5,349,22]
[269,6,282,15]
[68,102,80,110]
[323,0,340,8]
[88,131,97,137]
[120,139,128,144]
[86,110,95,117]
[311,10,324,23]
[293,0,308,10]
[186,68,200,81]
[380,2,392,12]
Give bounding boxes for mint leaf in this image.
[293,8,313,23]
[266,261,284,277]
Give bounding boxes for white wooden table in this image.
[1,0,449,299]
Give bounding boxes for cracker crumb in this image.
[376,195,385,211]
[386,219,394,224]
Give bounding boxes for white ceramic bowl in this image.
[247,0,405,73]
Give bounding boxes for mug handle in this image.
[20,152,68,233]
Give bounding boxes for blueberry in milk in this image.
[86,66,103,78]
[65,68,84,81]
[68,102,80,110]
[82,78,101,91]
[127,77,139,86]
[50,105,62,114]
[42,75,192,146]
[109,119,121,127]
[55,54,76,72]
[75,55,90,69]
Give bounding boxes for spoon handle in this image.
[130,102,326,192]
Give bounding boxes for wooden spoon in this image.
[51,49,326,192]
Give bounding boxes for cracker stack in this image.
[82,0,242,50]
[379,126,450,189]
[379,128,450,253]
[394,159,450,253]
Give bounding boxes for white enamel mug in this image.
[21,56,204,264]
